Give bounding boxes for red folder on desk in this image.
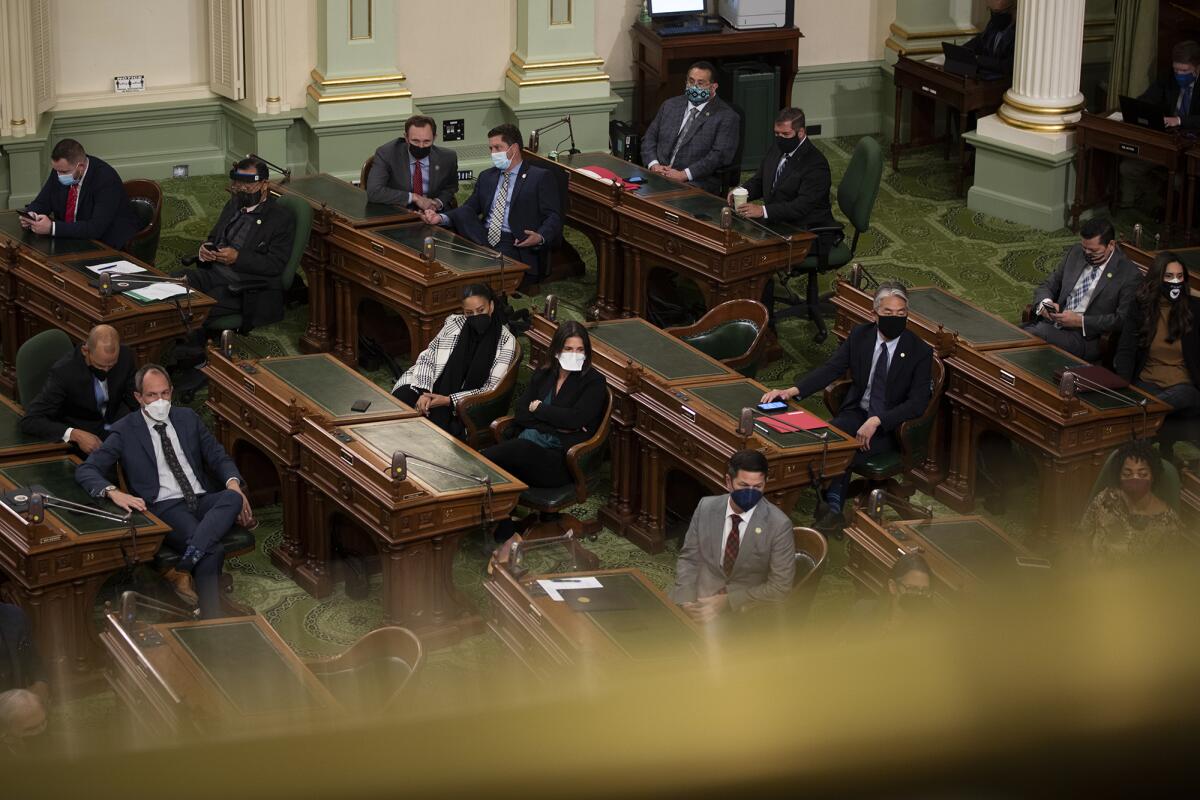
[756,410,827,433]
[578,166,641,190]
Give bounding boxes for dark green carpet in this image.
[54,137,1175,729]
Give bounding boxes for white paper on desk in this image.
[88,259,146,275]
[1109,111,1124,121]
[123,282,189,302]
[537,576,603,602]
[927,54,946,66]
[573,168,614,185]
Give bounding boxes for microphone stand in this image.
[100,271,195,337]
[866,487,933,524]
[247,152,292,183]
[391,450,495,538]
[527,116,576,158]
[503,530,593,579]
[1059,370,1150,440]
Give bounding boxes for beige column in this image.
[996,0,1087,133]
[244,0,290,115]
[0,0,36,138]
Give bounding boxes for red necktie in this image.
[64,183,79,223]
[723,514,741,577]
[412,160,423,198]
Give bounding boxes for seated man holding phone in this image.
[181,157,296,334]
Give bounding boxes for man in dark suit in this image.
[1137,40,1200,130]
[762,282,933,534]
[729,107,837,229]
[366,114,459,211]
[19,324,136,454]
[1026,217,1140,362]
[182,156,296,331]
[640,61,740,195]
[19,138,140,249]
[422,123,562,287]
[962,0,1016,78]
[76,365,252,619]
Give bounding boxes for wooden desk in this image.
[0,212,216,400]
[629,22,800,134]
[0,454,168,679]
[832,281,1171,542]
[296,416,526,645]
[526,151,813,322]
[843,510,1049,598]
[525,313,742,548]
[0,395,68,463]
[101,614,340,738]
[201,351,416,589]
[891,56,1009,196]
[485,565,701,679]
[277,174,525,364]
[1070,112,1194,236]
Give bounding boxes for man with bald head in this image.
[20,324,137,453]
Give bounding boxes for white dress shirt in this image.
[142,411,205,502]
[860,331,901,413]
[720,498,754,555]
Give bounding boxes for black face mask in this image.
[466,314,491,334]
[877,315,907,339]
[234,190,262,210]
[1162,281,1185,302]
[1084,246,1109,267]
[89,366,109,382]
[775,135,797,154]
[409,143,432,160]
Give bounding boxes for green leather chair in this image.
[455,338,523,448]
[666,299,769,378]
[822,354,945,503]
[489,387,614,540]
[775,136,884,343]
[122,179,163,266]
[1087,447,1182,512]
[204,193,313,335]
[16,328,73,403]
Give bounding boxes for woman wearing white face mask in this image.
[481,321,608,538]
[1115,252,1200,459]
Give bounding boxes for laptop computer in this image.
[942,42,978,78]
[1119,95,1167,131]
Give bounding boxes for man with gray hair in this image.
[76,364,251,618]
[762,281,933,535]
[0,689,47,753]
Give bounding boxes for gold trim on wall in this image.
[306,85,412,103]
[509,53,605,70]
[889,22,978,41]
[997,107,1075,132]
[349,0,372,40]
[504,68,610,87]
[310,69,406,86]
[1002,94,1086,116]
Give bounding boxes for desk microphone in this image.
[391,449,494,537]
[101,272,196,337]
[731,207,796,278]
[220,329,236,360]
[867,487,933,523]
[847,262,879,290]
[544,294,559,322]
[1059,370,1150,440]
[736,407,755,439]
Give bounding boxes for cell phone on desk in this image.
[757,401,788,412]
[626,175,644,184]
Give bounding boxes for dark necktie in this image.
[1180,85,1193,117]
[868,343,890,418]
[723,513,741,577]
[670,106,701,167]
[154,422,198,512]
[413,159,424,197]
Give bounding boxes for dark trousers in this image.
[184,265,243,319]
[1024,320,1096,361]
[1136,380,1200,453]
[480,438,570,540]
[392,384,457,435]
[491,232,541,287]
[151,490,242,619]
[824,407,897,511]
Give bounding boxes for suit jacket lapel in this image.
[398,143,413,193]
[509,161,530,205]
[129,411,157,473]
[704,496,728,572]
[678,98,717,151]
[731,502,768,574]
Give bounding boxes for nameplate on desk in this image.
[999,369,1016,388]
[679,405,696,423]
[920,85,938,96]
[664,212,681,225]
[38,534,62,544]
[1118,142,1140,155]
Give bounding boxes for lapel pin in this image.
[755,527,762,535]
[900,351,906,358]
[1106,272,1112,278]
[256,219,262,225]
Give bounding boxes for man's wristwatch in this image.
[101,485,117,499]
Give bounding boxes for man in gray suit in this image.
[1026,217,1139,362]
[366,114,458,212]
[670,449,795,624]
[640,61,740,195]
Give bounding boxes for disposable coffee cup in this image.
[731,187,748,208]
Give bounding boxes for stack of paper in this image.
[123,282,189,302]
[88,260,146,276]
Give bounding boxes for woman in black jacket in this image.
[1114,251,1200,456]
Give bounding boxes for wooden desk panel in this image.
[0,395,68,463]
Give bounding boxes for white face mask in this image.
[143,398,171,422]
[557,352,585,372]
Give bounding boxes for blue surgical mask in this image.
[57,171,77,186]
[1176,72,1196,88]
[684,85,710,105]
[490,148,512,171]
[730,488,763,512]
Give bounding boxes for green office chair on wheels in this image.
[774,136,884,343]
[122,179,163,266]
[16,329,73,403]
[821,354,945,507]
[665,299,770,378]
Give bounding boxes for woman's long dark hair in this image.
[547,321,593,373]
[1136,251,1193,348]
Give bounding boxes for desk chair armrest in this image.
[897,356,946,465]
[455,339,522,448]
[799,224,847,272]
[822,376,853,416]
[228,277,270,295]
[1020,303,1036,325]
[562,389,615,503]
[490,415,516,442]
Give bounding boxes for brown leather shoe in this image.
[163,568,199,607]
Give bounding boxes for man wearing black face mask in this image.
[366,115,459,211]
[391,284,517,438]
[670,449,795,625]
[763,282,933,536]
[20,324,136,453]
[1026,217,1139,362]
[181,156,296,332]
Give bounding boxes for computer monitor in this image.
[647,0,707,17]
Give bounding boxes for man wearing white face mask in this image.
[76,365,252,618]
[421,123,562,288]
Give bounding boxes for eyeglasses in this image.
[685,78,712,88]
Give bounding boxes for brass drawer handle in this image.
[339,449,355,467]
